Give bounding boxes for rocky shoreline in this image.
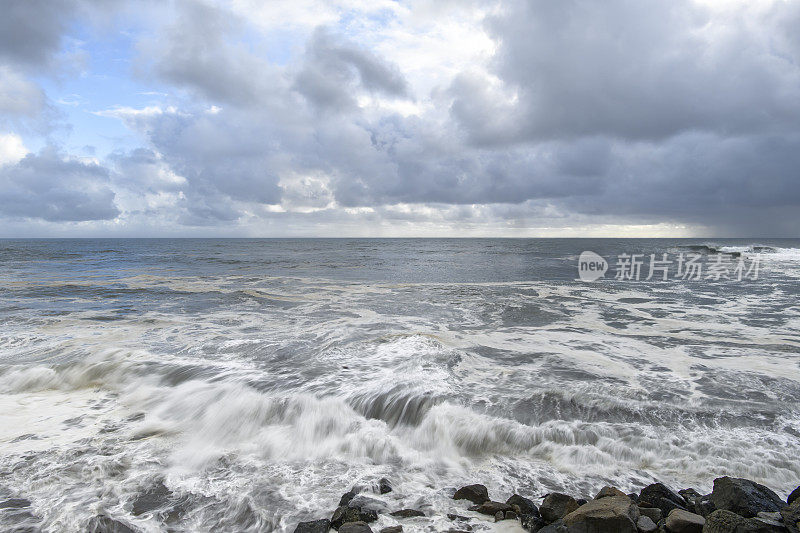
[295,477,800,533]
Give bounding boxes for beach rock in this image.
[131,481,175,516]
[339,522,373,533]
[507,494,540,517]
[86,514,139,533]
[380,527,402,533]
[540,493,580,523]
[562,495,640,533]
[665,509,705,533]
[638,515,658,533]
[447,514,469,521]
[475,501,514,516]
[389,509,425,518]
[348,496,388,514]
[639,507,663,523]
[453,485,489,505]
[703,510,748,532]
[788,488,800,507]
[640,483,688,517]
[496,511,505,521]
[595,486,628,500]
[294,519,332,533]
[340,488,362,507]
[507,511,519,520]
[576,499,588,506]
[331,505,378,530]
[378,479,392,495]
[782,500,800,533]
[537,519,567,532]
[711,477,785,518]
[680,490,703,507]
[695,495,717,518]
[523,515,548,532]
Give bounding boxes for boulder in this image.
[453,485,490,505]
[789,488,800,507]
[639,483,688,517]
[506,511,518,520]
[695,495,716,518]
[665,509,705,533]
[294,519,332,533]
[475,501,514,516]
[537,519,567,532]
[331,506,377,530]
[379,527,402,533]
[389,509,424,518]
[523,515,548,532]
[507,494,539,517]
[540,493,580,523]
[339,522,373,533]
[595,487,628,500]
[782,500,800,533]
[637,515,658,533]
[562,495,640,533]
[0,498,31,509]
[711,477,785,518]
[703,510,748,533]
[340,488,362,507]
[495,511,505,521]
[86,515,139,533]
[639,506,663,523]
[378,479,392,495]
[348,496,389,514]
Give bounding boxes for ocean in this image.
[1,238,799,532]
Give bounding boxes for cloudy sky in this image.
[1,0,799,237]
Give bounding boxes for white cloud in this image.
[0,132,28,166]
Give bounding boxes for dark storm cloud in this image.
[0,148,119,222]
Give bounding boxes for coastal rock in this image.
[340,488,362,507]
[788,488,800,507]
[0,498,31,509]
[638,515,658,533]
[507,494,540,517]
[131,480,181,517]
[665,509,705,533]
[639,506,663,523]
[537,519,567,532]
[495,511,505,521]
[540,493,580,523]
[703,510,748,532]
[349,496,389,514]
[380,527,402,533]
[639,483,688,517]
[782,500,800,533]
[562,495,640,533]
[711,477,785,518]
[447,514,469,521]
[453,485,489,505]
[378,479,392,495]
[331,505,378,530]
[294,519,332,533]
[695,495,717,518]
[339,521,373,533]
[86,514,139,533]
[475,501,514,516]
[680,490,703,508]
[595,486,628,500]
[523,515,548,531]
[389,509,425,518]
[506,511,519,520]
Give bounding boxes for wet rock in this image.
[782,500,800,533]
[389,509,425,518]
[506,511,518,520]
[695,494,716,518]
[639,483,688,517]
[339,521,373,533]
[507,494,539,517]
[379,527,402,533]
[711,477,785,518]
[537,519,567,532]
[131,481,172,516]
[447,514,469,521]
[576,499,588,506]
[746,514,788,532]
[680,490,703,509]
[523,515,548,532]
[639,507,663,523]
[0,498,31,509]
[664,509,705,533]
[789,488,800,507]
[596,487,628,500]
[294,519,332,533]
[495,511,505,522]
[349,496,389,514]
[453,485,490,505]
[475,501,514,516]
[86,514,139,533]
[540,493,579,523]
[378,479,392,495]
[340,488,362,507]
[562,495,640,533]
[331,506,377,530]
[703,510,748,533]
[638,515,658,533]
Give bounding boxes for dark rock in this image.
[389,509,424,518]
[789,488,800,507]
[639,506,663,523]
[507,494,539,517]
[331,506,378,530]
[629,493,640,503]
[294,519,331,533]
[711,477,785,518]
[695,494,716,518]
[447,530,472,533]
[523,515,548,532]
[339,522,373,533]
[340,488,362,507]
[562,495,639,533]
[703,510,748,533]
[348,496,389,514]
[447,514,469,521]
[745,514,788,532]
[665,509,705,533]
[0,498,31,509]
[131,481,173,516]
[86,514,138,533]
[475,501,514,516]
[782,500,800,533]
[379,527,402,533]
[576,498,588,506]
[540,493,579,523]
[453,485,489,505]
[595,486,628,500]
[680,489,703,507]
[638,515,658,533]
[495,511,505,521]
[506,511,518,520]
[639,483,688,517]
[537,519,567,533]
[378,479,392,495]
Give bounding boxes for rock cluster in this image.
[291,477,799,533]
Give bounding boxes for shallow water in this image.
[0,238,799,532]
